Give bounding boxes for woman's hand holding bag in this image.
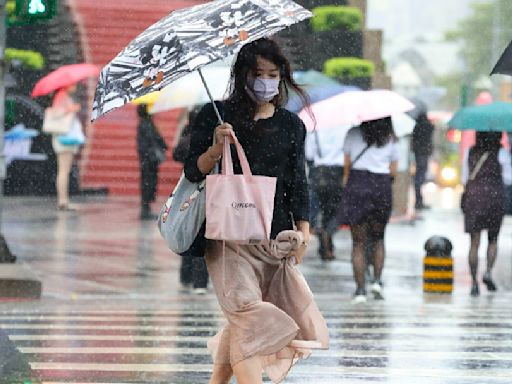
[205,130,277,244]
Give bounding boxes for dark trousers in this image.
[140,159,159,205]
[311,166,343,258]
[179,240,209,289]
[414,154,429,207]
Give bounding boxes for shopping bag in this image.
[205,130,276,244]
[42,107,74,135]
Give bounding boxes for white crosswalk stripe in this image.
[1,306,512,384]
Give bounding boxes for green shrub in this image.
[5,48,45,70]
[323,57,375,78]
[311,6,363,32]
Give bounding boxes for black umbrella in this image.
[491,40,512,76]
[91,0,312,122]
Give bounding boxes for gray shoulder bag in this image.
[158,103,222,254]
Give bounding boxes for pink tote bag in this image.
[205,130,277,244]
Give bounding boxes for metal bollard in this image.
[423,236,453,294]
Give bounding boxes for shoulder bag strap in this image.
[469,152,489,181]
[351,145,370,167]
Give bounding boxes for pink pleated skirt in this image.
[205,230,329,383]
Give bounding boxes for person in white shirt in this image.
[338,117,399,304]
[305,126,349,260]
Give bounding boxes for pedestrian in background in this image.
[304,136,321,236]
[461,132,511,296]
[173,107,209,294]
[338,117,399,304]
[305,128,346,260]
[137,104,168,220]
[184,38,328,384]
[412,112,434,210]
[51,85,84,211]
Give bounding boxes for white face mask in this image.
[245,77,280,103]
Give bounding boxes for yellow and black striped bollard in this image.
[423,236,453,294]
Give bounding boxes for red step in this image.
[73,0,208,196]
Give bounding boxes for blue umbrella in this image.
[286,70,359,112]
[448,101,512,132]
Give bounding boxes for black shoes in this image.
[470,282,480,296]
[482,273,497,291]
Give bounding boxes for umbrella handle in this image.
[197,68,224,125]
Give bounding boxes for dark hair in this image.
[137,104,150,118]
[474,131,501,152]
[360,117,396,147]
[225,38,310,127]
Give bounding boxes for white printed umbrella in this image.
[91,0,312,122]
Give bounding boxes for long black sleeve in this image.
[184,103,219,182]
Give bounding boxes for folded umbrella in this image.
[32,63,100,97]
[91,0,312,121]
[299,89,415,131]
[491,40,512,76]
[448,101,512,132]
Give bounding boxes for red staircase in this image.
[70,0,206,196]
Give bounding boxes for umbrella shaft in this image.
[198,68,223,125]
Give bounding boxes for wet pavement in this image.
[0,194,511,383]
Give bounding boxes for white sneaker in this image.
[193,287,208,295]
[370,282,384,300]
[351,294,367,304]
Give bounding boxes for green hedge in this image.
[5,48,45,70]
[311,6,363,32]
[324,57,375,78]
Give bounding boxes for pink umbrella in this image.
[299,89,415,131]
[32,63,100,97]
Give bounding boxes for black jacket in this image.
[137,117,168,162]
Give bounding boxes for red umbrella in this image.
[31,63,100,97]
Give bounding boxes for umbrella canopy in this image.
[391,113,416,137]
[91,0,312,121]
[151,66,232,113]
[491,40,512,76]
[132,91,160,106]
[299,90,415,131]
[286,70,359,112]
[406,97,428,120]
[448,101,512,132]
[32,63,99,97]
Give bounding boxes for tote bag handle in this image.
[222,130,252,176]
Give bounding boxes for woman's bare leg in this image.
[56,152,74,207]
[209,364,233,384]
[232,356,263,384]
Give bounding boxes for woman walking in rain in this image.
[461,132,511,296]
[185,38,328,384]
[51,85,84,211]
[338,117,399,304]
